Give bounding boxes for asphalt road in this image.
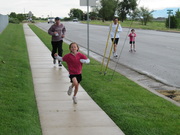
[36,22,180,88]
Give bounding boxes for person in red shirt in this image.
[54,42,90,104]
[128,29,137,52]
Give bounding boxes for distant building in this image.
[154,17,166,21]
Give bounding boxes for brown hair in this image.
[69,42,79,51]
[131,29,135,32]
[113,18,118,21]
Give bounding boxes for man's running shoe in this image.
[59,61,62,67]
[53,59,56,64]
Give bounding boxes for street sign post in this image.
[80,0,97,58]
[167,9,173,29]
[80,0,96,6]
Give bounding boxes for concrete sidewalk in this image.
[23,23,125,135]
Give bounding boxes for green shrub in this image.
[9,18,20,24]
[166,15,178,28]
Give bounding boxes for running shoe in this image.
[53,59,56,64]
[59,61,62,67]
[113,52,118,57]
[72,96,77,104]
[67,85,73,96]
[129,49,133,52]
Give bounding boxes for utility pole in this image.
[167,9,173,29]
[87,0,90,58]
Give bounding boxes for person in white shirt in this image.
[110,18,122,58]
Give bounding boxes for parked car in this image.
[48,17,55,23]
[73,18,78,22]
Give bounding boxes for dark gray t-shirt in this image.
[48,23,66,41]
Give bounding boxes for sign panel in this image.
[80,0,96,6]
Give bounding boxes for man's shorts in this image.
[69,74,82,83]
[129,41,135,44]
[111,38,119,45]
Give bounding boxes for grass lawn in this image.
[29,24,180,135]
[81,20,180,32]
[0,23,42,135]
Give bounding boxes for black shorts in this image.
[129,41,135,44]
[111,38,119,45]
[69,74,82,83]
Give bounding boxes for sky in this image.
[0,0,180,18]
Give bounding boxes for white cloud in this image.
[0,0,87,17]
[138,0,180,10]
[0,0,179,18]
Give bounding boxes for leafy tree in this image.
[16,14,25,22]
[68,8,83,20]
[63,17,71,21]
[117,0,137,22]
[9,12,36,23]
[133,7,154,25]
[175,9,180,28]
[166,15,178,28]
[9,12,17,18]
[175,9,180,18]
[89,11,99,20]
[99,0,118,21]
[32,16,36,20]
[9,18,20,24]
[9,12,24,23]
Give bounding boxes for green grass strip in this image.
[29,24,180,135]
[0,23,42,135]
[81,20,180,32]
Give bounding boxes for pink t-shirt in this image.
[128,33,136,41]
[62,52,87,75]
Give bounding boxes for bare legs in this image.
[130,44,136,52]
[71,77,79,97]
[114,44,117,53]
